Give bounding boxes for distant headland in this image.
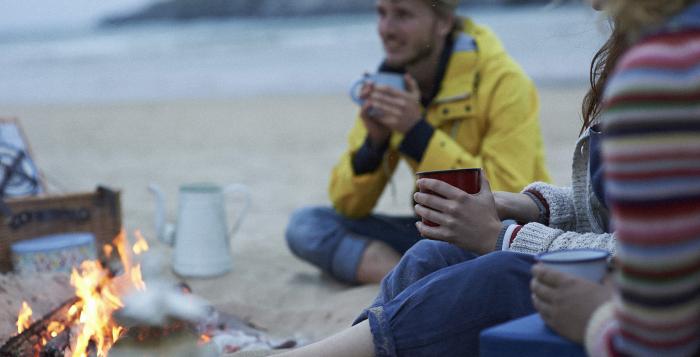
[99,0,552,27]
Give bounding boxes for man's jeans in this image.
[354,241,536,356]
[285,206,422,283]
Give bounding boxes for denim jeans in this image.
[285,206,422,283]
[354,240,536,357]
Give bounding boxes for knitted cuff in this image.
[494,221,511,251]
[523,190,549,225]
[507,222,558,255]
[521,182,575,231]
[495,223,522,251]
[509,225,523,248]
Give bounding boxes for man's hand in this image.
[359,82,391,148]
[367,74,423,134]
[530,264,614,344]
[413,174,502,255]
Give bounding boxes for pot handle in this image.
[224,183,251,243]
[148,183,175,246]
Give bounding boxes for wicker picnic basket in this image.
[0,186,122,272]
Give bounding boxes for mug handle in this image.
[349,75,370,105]
[224,183,252,243]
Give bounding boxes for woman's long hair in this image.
[581,22,627,134]
[580,0,698,134]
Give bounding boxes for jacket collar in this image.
[433,18,505,104]
[424,33,455,107]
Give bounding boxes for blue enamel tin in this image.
[11,232,97,274]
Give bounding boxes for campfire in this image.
[3,229,163,356]
[3,230,297,356]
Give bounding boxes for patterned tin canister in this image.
[11,232,97,274]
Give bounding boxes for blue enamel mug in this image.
[349,72,406,105]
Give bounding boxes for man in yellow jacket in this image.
[286,0,550,284]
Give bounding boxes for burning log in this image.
[0,297,79,357]
[0,273,75,342]
[40,329,70,357]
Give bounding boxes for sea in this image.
[0,4,611,105]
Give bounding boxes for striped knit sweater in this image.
[584,5,700,357]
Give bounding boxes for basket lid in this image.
[11,232,95,253]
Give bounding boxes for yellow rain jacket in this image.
[330,18,551,218]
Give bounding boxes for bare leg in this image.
[278,320,374,357]
[356,240,402,284]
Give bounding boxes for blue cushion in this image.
[480,313,586,357]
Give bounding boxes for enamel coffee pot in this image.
[148,182,250,278]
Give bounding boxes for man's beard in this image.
[384,36,436,70]
[403,41,435,67]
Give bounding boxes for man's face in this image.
[376,0,451,68]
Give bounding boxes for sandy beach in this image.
[0,84,587,343]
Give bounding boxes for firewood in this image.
[0,297,78,357]
[39,329,69,357]
[0,273,74,343]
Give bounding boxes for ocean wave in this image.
[0,6,608,104]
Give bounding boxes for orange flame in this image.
[198,334,211,345]
[111,326,124,343]
[113,230,132,278]
[103,244,113,259]
[132,230,149,255]
[16,301,32,334]
[46,321,65,338]
[66,229,148,356]
[70,260,124,357]
[68,304,79,318]
[112,230,133,288]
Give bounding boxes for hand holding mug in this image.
[530,262,614,343]
[368,74,423,134]
[358,82,391,148]
[350,72,423,134]
[414,169,502,255]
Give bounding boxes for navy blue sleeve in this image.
[398,119,434,163]
[352,136,389,175]
[588,125,608,210]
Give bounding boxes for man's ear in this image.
[437,13,455,37]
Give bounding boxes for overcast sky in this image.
[0,0,151,30]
